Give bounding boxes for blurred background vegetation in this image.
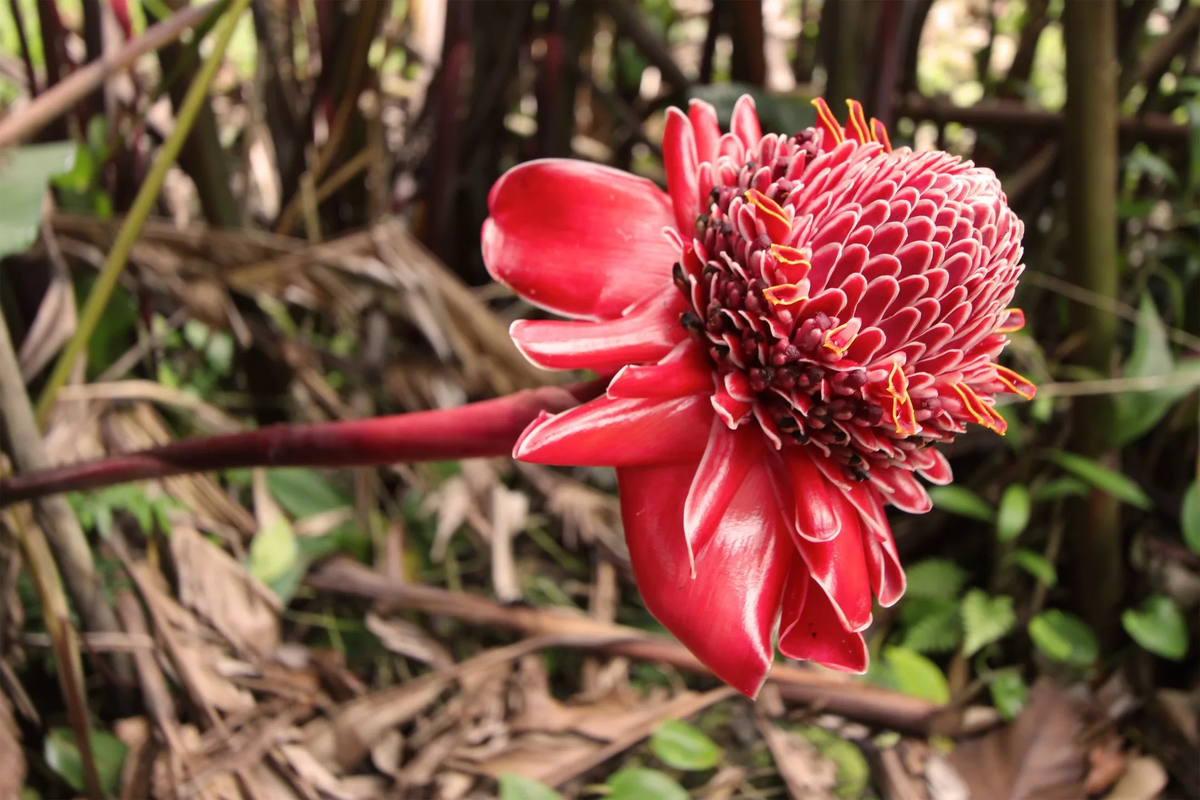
[0,0,1198,798]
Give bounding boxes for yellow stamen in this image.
[770,243,809,267]
[845,99,872,143]
[870,118,892,152]
[994,365,1037,400]
[886,362,920,435]
[996,308,1026,334]
[745,189,791,234]
[953,382,1005,435]
[823,321,858,358]
[763,284,808,307]
[811,98,844,144]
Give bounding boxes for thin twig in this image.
[307,558,942,732]
[1035,372,1200,398]
[1022,271,1200,352]
[0,2,218,147]
[34,0,252,423]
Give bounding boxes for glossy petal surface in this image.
[483,160,678,320]
[619,462,792,697]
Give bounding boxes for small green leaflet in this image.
[961,590,1015,657]
[649,719,722,771]
[1028,609,1099,667]
[928,485,996,523]
[1122,596,1188,661]
[1046,451,1152,510]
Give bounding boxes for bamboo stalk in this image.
[1063,0,1123,643]
[34,0,252,422]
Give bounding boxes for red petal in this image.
[779,572,869,673]
[684,421,766,567]
[606,340,714,399]
[664,108,701,235]
[688,99,722,164]
[618,462,792,697]
[731,94,762,149]
[864,519,907,608]
[515,395,711,466]
[510,289,686,372]
[483,160,678,320]
[868,466,933,514]
[788,478,874,632]
[783,449,842,542]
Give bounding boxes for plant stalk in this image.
[1063,0,1123,644]
[34,0,251,423]
[3,382,602,507]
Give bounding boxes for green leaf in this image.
[1031,476,1089,502]
[1110,296,1196,447]
[247,517,305,602]
[1028,609,1099,667]
[900,598,962,654]
[882,647,950,704]
[903,559,969,599]
[961,590,1016,657]
[0,142,77,258]
[928,485,996,523]
[1046,451,1153,511]
[1182,481,1200,555]
[996,485,1032,542]
[649,719,722,771]
[798,726,871,799]
[43,727,127,797]
[498,774,561,800]
[606,768,690,800]
[988,671,1028,721]
[1122,596,1189,661]
[1008,549,1057,586]
[267,468,352,518]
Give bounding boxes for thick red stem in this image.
[0,382,603,508]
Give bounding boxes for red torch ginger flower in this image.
[482,96,1036,697]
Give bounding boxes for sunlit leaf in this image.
[988,670,1028,721]
[606,768,689,800]
[961,590,1016,657]
[1028,610,1099,667]
[498,774,560,800]
[649,720,722,771]
[1031,476,1089,502]
[1122,596,1188,661]
[928,485,996,523]
[1008,549,1057,586]
[1182,481,1200,555]
[882,647,950,704]
[267,468,352,518]
[43,727,127,797]
[0,142,76,258]
[1046,451,1153,510]
[1110,295,1196,447]
[996,485,1031,542]
[903,559,968,599]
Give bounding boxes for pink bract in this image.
[482,95,1036,697]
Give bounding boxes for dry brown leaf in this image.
[878,747,930,800]
[948,680,1087,800]
[0,691,25,800]
[489,484,529,604]
[1102,756,1169,800]
[303,673,451,771]
[365,612,453,669]
[756,719,839,800]
[126,560,256,719]
[171,519,281,659]
[1154,688,1199,747]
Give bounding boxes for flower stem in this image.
[2,382,602,508]
[33,0,250,424]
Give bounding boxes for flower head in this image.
[482,96,1035,697]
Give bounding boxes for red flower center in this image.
[671,99,1033,482]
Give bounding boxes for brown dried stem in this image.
[0,2,217,147]
[307,558,942,732]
